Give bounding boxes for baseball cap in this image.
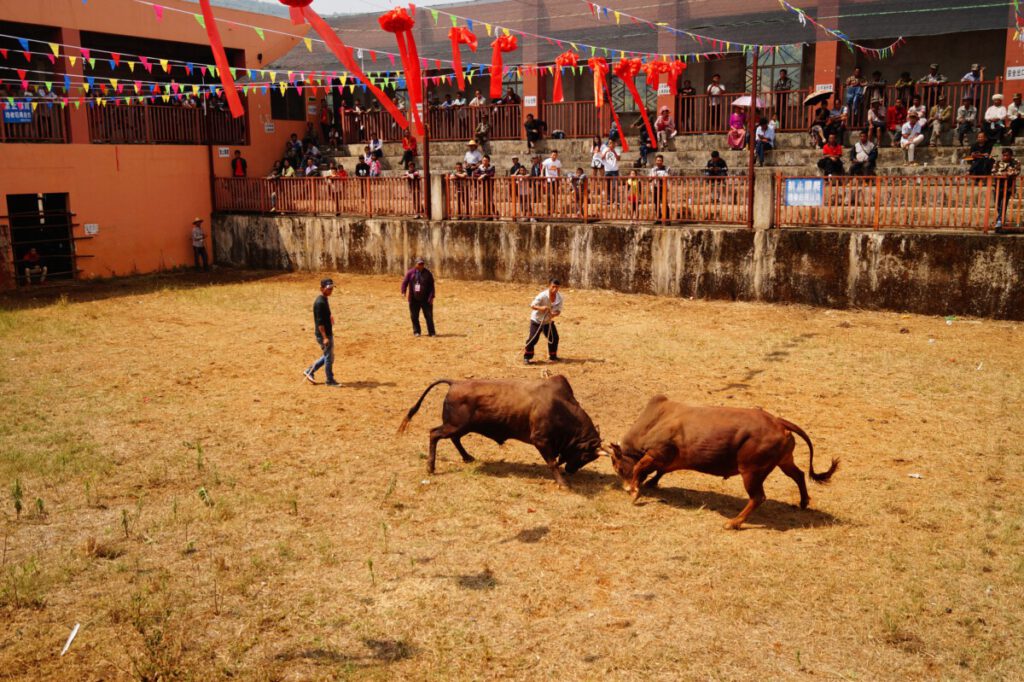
[320,278,334,288]
[192,217,203,224]
[415,257,425,264]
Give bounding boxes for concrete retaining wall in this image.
[213,214,1024,319]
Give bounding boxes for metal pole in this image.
[422,114,431,219]
[746,46,760,230]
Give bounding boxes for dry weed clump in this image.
[0,269,1021,679]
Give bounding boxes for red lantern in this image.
[552,51,578,104]
[379,8,424,135]
[489,34,518,100]
[448,27,477,92]
[614,58,654,151]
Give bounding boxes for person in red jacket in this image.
[886,100,908,147]
[401,130,418,167]
[230,150,247,177]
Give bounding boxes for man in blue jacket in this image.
[401,258,436,337]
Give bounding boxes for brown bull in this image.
[601,396,838,529]
[397,376,602,488]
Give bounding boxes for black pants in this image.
[995,181,1014,222]
[524,321,558,360]
[193,246,208,271]
[409,299,435,335]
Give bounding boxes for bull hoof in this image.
[630,492,641,505]
[461,455,476,463]
[643,478,660,489]
[426,465,436,475]
[800,498,810,509]
[723,520,742,530]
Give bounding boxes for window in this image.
[746,45,803,92]
[271,84,307,121]
[5,193,75,284]
[610,76,656,113]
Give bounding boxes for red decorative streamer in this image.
[448,26,477,92]
[489,34,517,100]
[197,0,244,118]
[552,51,578,104]
[669,60,687,95]
[588,57,627,151]
[614,58,652,150]
[379,7,424,134]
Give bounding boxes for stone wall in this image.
[213,215,1024,320]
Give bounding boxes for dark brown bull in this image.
[601,396,838,529]
[397,376,602,487]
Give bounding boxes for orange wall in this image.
[2,145,215,278]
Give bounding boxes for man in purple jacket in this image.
[400,258,436,336]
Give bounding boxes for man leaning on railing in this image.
[992,147,1020,232]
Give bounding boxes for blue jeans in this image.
[308,336,335,383]
[755,140,772,164]
[845,87,863,116]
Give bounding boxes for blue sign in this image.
[784,178,824,207]
[3,108,33,124]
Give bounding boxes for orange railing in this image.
[444,175,748,224]
[427,103,521,141]
[341,109,405,143]
[773,175,1015,232]
[542,101,612,139]
[214,177,426,217]
[87,103,246,145]
[1,104,69,143]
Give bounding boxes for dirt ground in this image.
[0,270,1022,680]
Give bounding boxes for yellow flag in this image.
[614,11,620,24]
[304,38,312,52]
[127,60,135,72]
[110,78,119,89]
[278,82,287,95]
[485,23,492,36]
[69,56,78,67]
[32,102,38,111]
[269,71,277,83]
[160,59,170,72]
[49,43,60,58]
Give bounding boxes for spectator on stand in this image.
[825,96,849,141]
[849,131,878,176]
[303,122,319,147]
[961,64,984,105]
[328,126,342,152]
[401,130,418,167]
[637,124,651,167]
[473,155,496,218]
[679,79,697,132]
[321,162,336,178]
[452,92,467,106]
[867,99,886,145]
[1009,93,1024,141]
[886,99,908,147]
[450,162,469,217]
[361,145,373,165]
[303,158,319,177]
[627,170,641,223]
[608,118,620,145]
[918,64,947,109]
[464,140,483,172]
[266,160,282,178]
[929,96,952,146]
[368,156,382,177]
[354,157,370,177]
[590,136,604,177]
[900,112,926,165]
[865,71,887,107]
[440,94,454,110]
[706,73,726,126]
[894,71,915,105]
[727,106,746,150]
[810,102,829,147]
[908,95,927,121]
[650,154,671,223]
[654,106,676,148]
[530,155,543,177]
[704,150,727,176]
[601,144,620,177]
[405,161,423,217]
[285,133,303,166]
[509,156,525,176]
[469,90,486,106]
[956,95,978,146]
[993,147,1020,231]
[542,150,562,214]
[844,67,866,122]
[570,167,587,215]
[984,94,1009,142]
[369,136,384,160]
[967,131,994,176]
[524,113,547,152]
[754,117,774,167]
[817,134,845,176]
[230,150,247,177]
[282,159,297,177]
[501,87,521,105]
[336,164,348,179]
[319,99,332,144]
[474,114,491,150]
[773,69,794,128]
[514,166,533,221]
[21,248,47,284]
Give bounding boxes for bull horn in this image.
[597,441,615,457]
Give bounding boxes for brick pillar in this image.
[59,28,89,144]
[1003,29,1024,84]
[813,42,840,93]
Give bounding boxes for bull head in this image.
[598,442,634,482]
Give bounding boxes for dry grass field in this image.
[0,270,1022,681]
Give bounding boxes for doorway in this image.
[5,193,75,285]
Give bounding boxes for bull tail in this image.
[778,418,838,483]
[397,379,454,435]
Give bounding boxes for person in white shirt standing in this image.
[190,217,208,271]
[900,112,926,165]
[524,278,563,364]
[542,150,562,215]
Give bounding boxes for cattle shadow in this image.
[712,333,819,393]
[540,357,606,365]
[273,638,417,667]
[426,333,468,339]
[644,484,842,531]
[474,459,621,497]
[344,380,398,389]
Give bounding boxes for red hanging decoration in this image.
[197,0,245,118]
[588,57,627,151]
[280,1,408,132]
[642,59,669,90]
[448,26,477,92]
[614,58,655,151]
[552,51,578,104]
[379,7,424,135]
[669,60,687,96]
[489,34,518,100]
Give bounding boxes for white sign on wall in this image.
[657,83,670,95]
[1007,66,1024,80]
[524,95,537,107]
[84,223,99,236]
[217,147,230,158]
[264,121,276,134]
[815,83,834,92]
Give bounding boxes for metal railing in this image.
[773,174,1016,232]
[542,101,612,139]
[214,177,426,217]
[87,103,247,145]
[1,104,69,143]
[444,175,748,224]
[427,103,521,141]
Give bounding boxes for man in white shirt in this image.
[524,278,563,364]
[191,218,208,271]
[468,90,486,106]
[601,145,620,177]
[754,117,775,166]
[1008,93,1024,141]
[983,93,1009,142]
[463,140,483,171]
[849,131,877,176]
[706,73,725,124]
[900,112,926,164]
[452,92,466,106]
[649,154,671,222]
[961,64,984,104]
[542,150,563,214]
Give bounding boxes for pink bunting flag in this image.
[153,5,164,21]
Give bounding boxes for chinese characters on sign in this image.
[3,108,33,124]
[784,178,824,207]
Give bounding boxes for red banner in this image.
[448,27,477,93]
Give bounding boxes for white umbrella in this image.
[731,95,766,108]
